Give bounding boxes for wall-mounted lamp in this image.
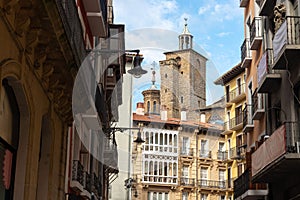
[126,50,147,78]
[108,127,145,144]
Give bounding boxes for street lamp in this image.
[127,50,147,78]
[107,127,145,144]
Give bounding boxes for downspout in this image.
[196,128,199,200]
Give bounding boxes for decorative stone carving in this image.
[274,3,286,33]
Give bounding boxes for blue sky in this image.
[113,0,244,107]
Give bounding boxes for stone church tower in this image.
[142,63,160,115]
[159,19,207,121]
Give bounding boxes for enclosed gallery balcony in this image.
[82,0,108,37]
[257,48,281,93]
[243,105,254,133]
[234,169,268,200]
[252,90,265,120]
[252,122,300,182]
[240,0,250,7]
[250,17,263,50]
[258,0,276,16]
[272,17,300,70]
[241,38,252,68]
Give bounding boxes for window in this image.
[226,85,230,102]
[182,166,189,184]
[219,169,225,188]
[182,192,188,200]
[201,194,208,200]
[200,140,209,157]
[148,192,169,200]
[153,101,157,113]
[220,195,225,200]
[238,164,243,176]
[218,142,225,160]
[147,101,150,113]
[181,96,184,103]
[237,78,241,95]
[182,137,190,155]
[165,73,168,78]
[235,106,242,125]
[200,167,208,186]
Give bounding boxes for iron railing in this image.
[285,16,300,45]
[55,0,86,67]
[243,105,253,127]
[198,179,226,189]
[217,151,228,161]
[180,178,195,187]
[180,148,194,157]
[234,169,267,198]
[241,38,251,63]
[83,171,92,192]
[250,17,263,44]
[229,113,243,128]
[199,150,212,159]
[72,160,84,185]
[228,83,245,102]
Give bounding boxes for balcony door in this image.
[182,166,189,184]
[182,137,190,155]
[237,78,241,95]
[200,140,209,157]
[235,106,242,125]
[200,167,208,186]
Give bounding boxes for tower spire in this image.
[150,61,157,89]
[179,18,193,50]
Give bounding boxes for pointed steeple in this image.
[179,18,193,50]
[150,61,157,90]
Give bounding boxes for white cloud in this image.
[217,32,231,37]
[198,5,211,15]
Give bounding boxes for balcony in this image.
[243,105,254,133]
[272,16,300,70]
[55,0,86,67]
[180,178,195,187]
[230,113,243,131]
[234,169,268,200]
[82,0,108,37]
[257,48,281,93]
[241,38,252,68]
[81,171,92,198]
[230,146,246,160]
[199,150,212,159]
[217,150,228,161]
[91,173,100,197]
[71,160,84,192]
[222,121,233,135]
[104,139,119,173]
[258,0,276,16]
[198,179,226,190]
[240,0,249,7]
[228,83,246,103]
[180,148,194,157]
[252,90,264,120]
[252,122,300,182]
[250,17,263,50]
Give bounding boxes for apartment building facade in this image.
[236,0,300,199]
[0,0,125,199]
[214,63,248,200]
[131,112,230,200]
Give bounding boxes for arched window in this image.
[147,101,150,113]
[153,101,157,113]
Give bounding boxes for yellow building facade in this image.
[214,63,247,200]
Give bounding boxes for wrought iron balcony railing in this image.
[55,0,86,67]
[250,17,263,49]
[199,150,212,159]
[234,168,267,198]
[180,177,195,187]
[83,171,92,192]
[241,38,252,68]
[72,160,84,186]
[198,179,226,189]
[217,150,228,161]
[228,83,246,103]
[180,148,194,157]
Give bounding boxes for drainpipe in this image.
[196,128,199,200]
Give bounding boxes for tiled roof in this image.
[133,113,223,131]
[214,63,244,85]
